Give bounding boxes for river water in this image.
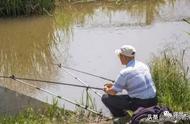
[0,0,190,116]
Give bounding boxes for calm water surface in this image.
[0,0,190,116]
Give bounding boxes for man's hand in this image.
[104,83,113,88]
[103,83,116,95]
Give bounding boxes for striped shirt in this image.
[113,60,156,99]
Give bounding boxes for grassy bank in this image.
[0,0,55,17]
[0,100,100,124]
[0,91,103,124]
[150,49,190,111]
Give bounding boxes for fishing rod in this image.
[6,75,103,116]
[0,75,103,90]
[61,68,103,97]
[55,64,115,83]
[183,18,190,24]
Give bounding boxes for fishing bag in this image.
[130,105,173,124]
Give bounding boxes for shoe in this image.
[113,116,129,124]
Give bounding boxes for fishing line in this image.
[61,68,103,97]
[55,63,115,82]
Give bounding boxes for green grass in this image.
[75,89,100,122]
[0,100,87,124]
[0,94,101,124]
[150,49,190,111]
[0,0,55,17]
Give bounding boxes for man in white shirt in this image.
[102,45,157,123]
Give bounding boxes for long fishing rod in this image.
[183,18,190,24]
[61,68,102,97]
[0,75,103,90]
[6,75,103,116]
[55,64,115,83]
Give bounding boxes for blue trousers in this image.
[102,94,157,117]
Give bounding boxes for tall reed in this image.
[75,89,100,123]
[0,0,55,17]
[150,49,190,111]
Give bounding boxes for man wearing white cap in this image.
[102,45,157,124]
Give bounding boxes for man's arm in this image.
[103,71,127,95]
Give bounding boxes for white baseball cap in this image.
[115,45,136,57]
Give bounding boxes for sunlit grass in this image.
[150,48,190,111]
[75,89,101,122]
[0,99,88,124]
[0,95,102,124]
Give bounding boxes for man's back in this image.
[113,60,156,99]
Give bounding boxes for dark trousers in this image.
[101,94,157,117]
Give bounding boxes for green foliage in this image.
[75,90,100,123]
[0,0,55,17]
[0,100,80,124]
[150,49,190,111]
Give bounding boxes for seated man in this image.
[102,45,157,124]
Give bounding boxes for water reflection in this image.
[54,0,188,31]
[54,3,97,39]
[0,17,54,75]
[0,17,59,94]
[120,0,167,25]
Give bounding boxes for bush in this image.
[150,49,190,111]
[0,0,55,17]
